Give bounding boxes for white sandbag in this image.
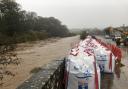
[66,52,101,89]
[79,37,116,73]
[94,48,115,73]
[65,36,118,89]
[67,68,100,89]
[79,37,102,50]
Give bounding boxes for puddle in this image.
[101,73,114,89]
[101,46,128,89]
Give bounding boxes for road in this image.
[1,36,79,89]
[99,37,128,89]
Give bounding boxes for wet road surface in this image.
[101,38,128,89]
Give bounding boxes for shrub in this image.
[30,67,42,74]
[80,31,88,40]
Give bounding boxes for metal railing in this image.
[17,59,65,89]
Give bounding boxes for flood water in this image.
[101,46,128,89]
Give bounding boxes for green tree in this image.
[0,0,22,36]
[104,27,112,35]
[80,31,88,40]
[0,0,70,43]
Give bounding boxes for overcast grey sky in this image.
[16,0,128,29]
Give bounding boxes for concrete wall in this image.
[17,59,65,89]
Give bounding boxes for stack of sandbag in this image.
[79,36,116,73]
[94,48,115,73]
[65,39,101,89]
[93,39,116,73]
[65,36,121,89]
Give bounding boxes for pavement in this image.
[98,36,128,89]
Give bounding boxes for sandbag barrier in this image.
[65,35,122,89]
[17,59,65,89]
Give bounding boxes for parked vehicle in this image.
[114,35,121,41]
[116,38,121,46]
[123,37,128,46]
[111,35,115,41]
[105,35,110,39]
[112,29,128,46]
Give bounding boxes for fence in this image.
[17,58,65,89]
